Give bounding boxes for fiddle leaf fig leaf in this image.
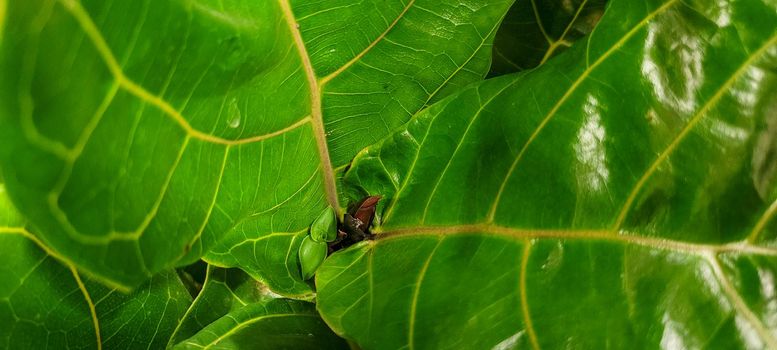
[172,299,348,350]
[317,0,777,348]
[0,0,513,292]
[0,184,193,349]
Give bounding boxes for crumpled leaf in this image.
[316,0,777,348]
[0,0,514,293]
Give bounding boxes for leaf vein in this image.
[407,236,443,350]
[278,0,339,209]
[612,32,777,231]
[519,242,539,350]
[319,0,416,85]
[378,224,777,257]
[706,253,777,349]
[58,0,311,146]
[486,0,681,222]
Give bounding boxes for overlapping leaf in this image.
[168,265,347,349]
[0,0,514,293]
[168,266,274,346]
[489,0,606,75]
[316,0,777,348]
[172,298,347,350]
[0,184,192,349]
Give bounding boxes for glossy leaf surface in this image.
[0,0,513,292]
[317,0,777,348]
[172,299,347,350]
[0,185,192,349]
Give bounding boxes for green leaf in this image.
[0,184,193,349]
[317,0,777,348]
[168,265,279,347]
[0,0,514,292]
[172,299,348,350]
[490,0,606,75]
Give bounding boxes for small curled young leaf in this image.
[298,236,327,280]
[350,196,381,231]
[309,206,338,243]
[328,196,382,253]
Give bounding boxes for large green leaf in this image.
[0,0,513,292]
[0,184,192,349]
[172,299,347,350]
[316,0,777,348]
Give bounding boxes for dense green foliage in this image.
[1,0,776,349]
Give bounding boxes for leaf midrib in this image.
[373,224,777,257]
[277,0,340,210]
[58,0,342,214]
[59,0,425,213]
[380,0,685,226]
[323,1,777,347]
[363,223,777,349]
[378,1,777,248]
